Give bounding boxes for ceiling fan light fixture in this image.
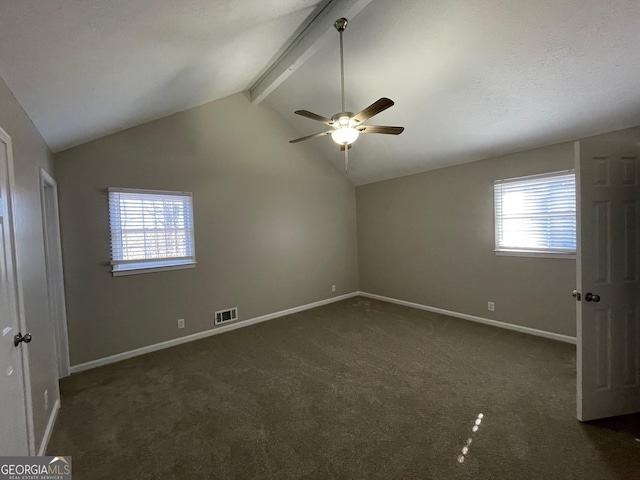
[331,126,360,145]
[288,17,404,167]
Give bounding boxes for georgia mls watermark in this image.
[0,456,71,480]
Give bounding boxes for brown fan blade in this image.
[289,130,333,143]
[358,125,404,135]
[352,98,395,124]
[340,144,352,151]
[294,110,335,126]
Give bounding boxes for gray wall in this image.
[356,142,577,337]
[0,76,59,450]
[55,93,359,366]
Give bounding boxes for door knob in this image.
[572,290,581,301]
[14,332,32,347]
[584,292,600,303]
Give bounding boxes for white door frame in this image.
[0,126,35,454]
[39,168,70,378]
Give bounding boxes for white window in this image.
[108,188,196,276]
[494,170,576,257]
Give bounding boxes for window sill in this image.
[112,262,196,277]
[495,250,576,259]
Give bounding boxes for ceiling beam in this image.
[249,0,373,104]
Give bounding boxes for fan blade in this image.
[289,130,333,143]
[358,125,404,135]
[340,144,352,151]
[294,110,334,126]
[352,98,395,124]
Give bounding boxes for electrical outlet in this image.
[488,301,495,312]
[331,285,336,293]
[177,318,185,329]
[44,390,49,411]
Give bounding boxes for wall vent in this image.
[215,307,238,325]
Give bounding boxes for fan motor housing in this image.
[331,112,356,126]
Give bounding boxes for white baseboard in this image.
[70,292,359,374]
[359,291,577,345]
[37,399,60,456]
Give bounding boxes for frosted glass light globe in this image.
[331,126,360,145]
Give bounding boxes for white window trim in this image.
[112,262,196,277]
[108,187,196,276]
[494,250,576,259]
[494,169,576,258]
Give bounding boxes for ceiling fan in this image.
[289,17,404,172]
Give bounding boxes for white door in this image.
[576,136,640,421]
[0,129,31,454]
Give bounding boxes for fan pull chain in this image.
[345,147,348,174]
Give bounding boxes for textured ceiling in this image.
[2,1,640,185]
[267,0,640,185]
[0,0,323,151]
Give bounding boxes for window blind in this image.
[494,171,576,253]
[108,188,195,273]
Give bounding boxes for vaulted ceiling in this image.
[2,0,640,185]
[0,0,325,150]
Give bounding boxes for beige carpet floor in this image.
[48,297,640,479]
